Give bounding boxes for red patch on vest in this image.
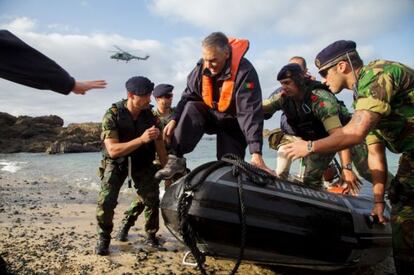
[310,95,318,102]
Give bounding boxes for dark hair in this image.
[277,63,305,88]
[202,32,229,52]
[345,51,363,69]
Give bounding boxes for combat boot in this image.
[145,233,160,247]
[155,154,187,180]
[95,237,110,256]
[116,224,131,242]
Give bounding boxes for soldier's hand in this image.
[341,169,360,195]
[371,201,388,224]
[163,120,177,144]
[279,140,310,160]
[141,126,160,143]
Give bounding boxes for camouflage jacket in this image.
[354,60,414,153]
[100,100,162,165]
[152,107,176,130]
[263,88,350,137]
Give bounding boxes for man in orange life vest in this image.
[156,31,273,180]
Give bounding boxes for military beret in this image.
[125,76,154,95]
[153,84,174,97]
[315,40,357,72]
[277,63,303,81]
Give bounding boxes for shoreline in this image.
[0,171,395,274]
[0,173,277,274]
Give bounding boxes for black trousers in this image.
[172,101,247,160]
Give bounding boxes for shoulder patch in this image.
[244,81,255,90]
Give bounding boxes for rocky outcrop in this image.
[46,123,101,154]
[0,112,101,154]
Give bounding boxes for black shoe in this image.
[116,224,131,242]
[95,237,110,256]
[145,233,160,247]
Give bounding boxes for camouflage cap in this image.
[277,63,303,81]
[125,76,154,95]
[315,40,357,72]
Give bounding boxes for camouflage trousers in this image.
[268,128,374,188]
[391,153,414,273]
[96,159,160,239]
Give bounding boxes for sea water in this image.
[0,136,401,196]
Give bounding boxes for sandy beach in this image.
[0,172,396,275]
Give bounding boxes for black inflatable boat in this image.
[160,156,392,272]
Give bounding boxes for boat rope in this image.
[178,160,227,275]
[177,154,276,274]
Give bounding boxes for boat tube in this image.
[160,155,392,272]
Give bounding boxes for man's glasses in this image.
[319,64,336,78]
[319,68,329,79]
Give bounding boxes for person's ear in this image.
[337,61,348,73]
[224,47,230,59]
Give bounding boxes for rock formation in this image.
[0,112,101,154]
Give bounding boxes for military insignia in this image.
[310,95,318,102]
[244,82,254,90]
[315,58,321,68]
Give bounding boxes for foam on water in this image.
[0,159,26,173]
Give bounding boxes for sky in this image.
[1,0,413,128]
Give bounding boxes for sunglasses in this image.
[158,94,173,99]
[319,64,336,78]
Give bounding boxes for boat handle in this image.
[182,251,198,267]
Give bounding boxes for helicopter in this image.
[109,45,149,62]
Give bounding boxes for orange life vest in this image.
[202,38,249,112]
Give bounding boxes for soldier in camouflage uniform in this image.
[152,84,176,131]
[95,76,167,256]
[116,84,176,243]
[281,40,414,274]
[264,63,372,191]
[152,84,177,188]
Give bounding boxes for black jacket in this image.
[0,30,74,94]
[173,57,264,154]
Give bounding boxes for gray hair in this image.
[202,32,229,52]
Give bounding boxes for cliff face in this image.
[0,112,101,154]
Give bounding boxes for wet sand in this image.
[0,173,396,274]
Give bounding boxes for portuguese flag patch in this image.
[244,81,254,90]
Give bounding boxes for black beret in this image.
[153,84,174,97]
[277,63,303,81]
[125,76,154,95]
[315,40,357,72]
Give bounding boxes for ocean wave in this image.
[0,159,27,173]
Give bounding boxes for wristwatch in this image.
[343,163,352,170]
[307,140,314,154]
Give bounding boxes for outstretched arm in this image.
[72,80,107,95]
[280,110,381,160]
[0,30,107,95]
